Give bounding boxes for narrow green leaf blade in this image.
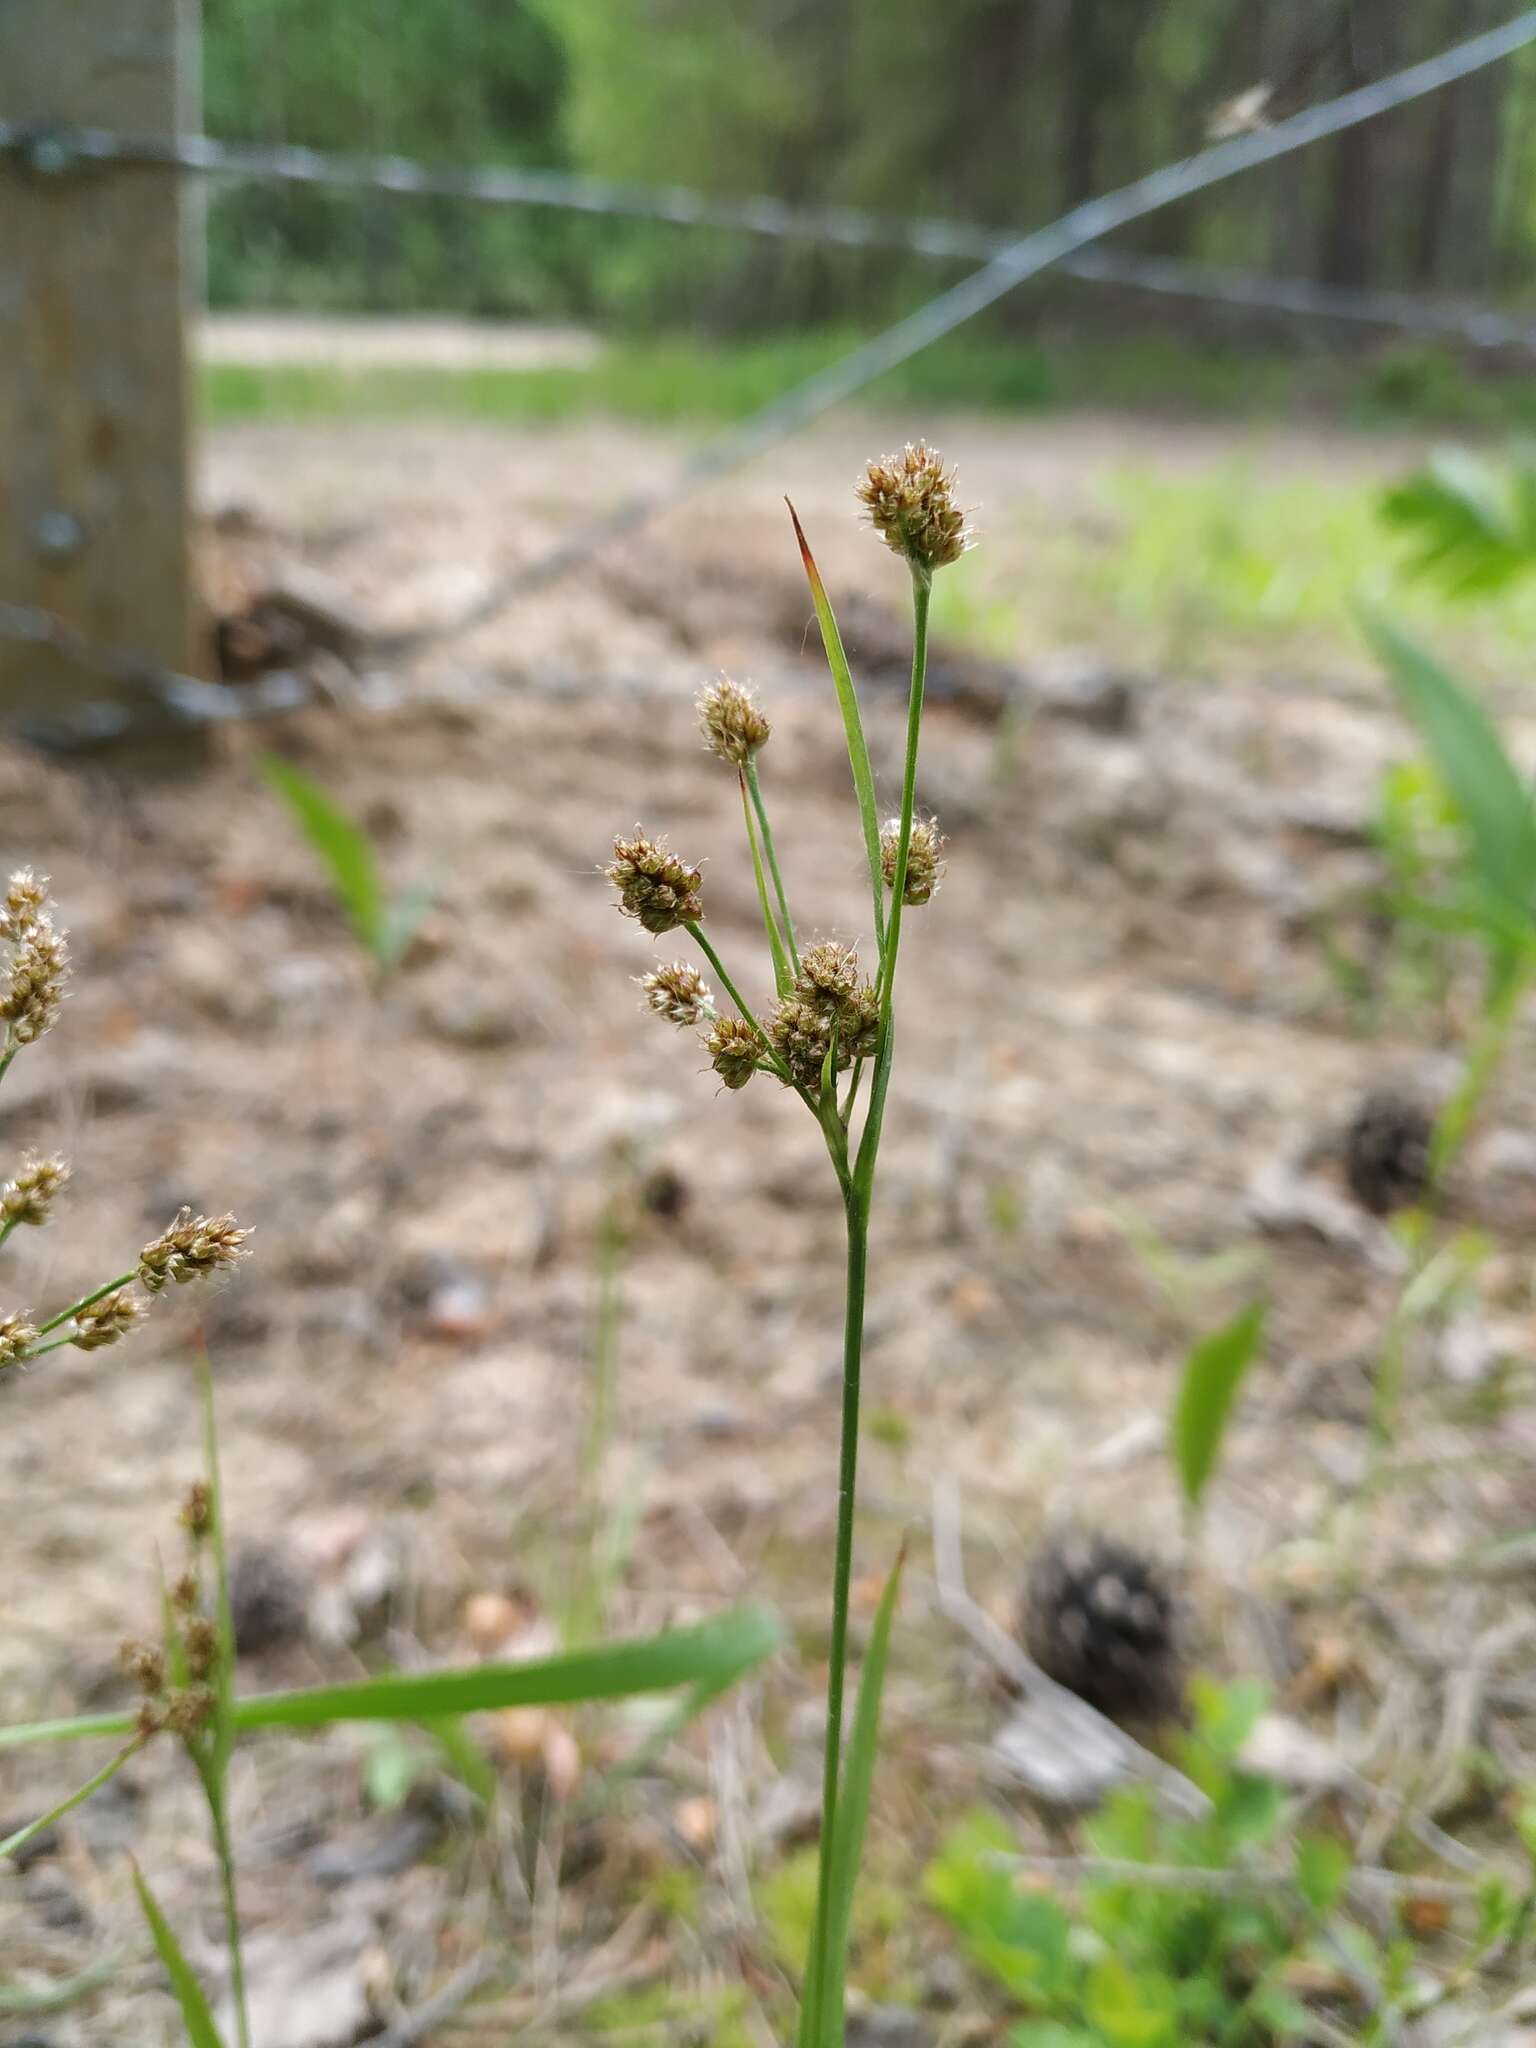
[229,1604,781,1730]
[1362,613,1536,917]
[0,1741,140,1861]
[788,502,886,951]
[130,1860,228,2048]
[818,1546,906,2048]
[1173,1300,1266,1511]
[260,754,385,958]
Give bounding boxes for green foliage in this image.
[1171,1300,1266,1513]
[131,1860,228,2048]
[261,755,434,972]
[1381,447,1536,598]
[1361,616,1536,946]
[925,1682,1353,2047]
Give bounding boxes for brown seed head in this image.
[1,917,68,1046]
[638,961,712,1028]
[163,1685,216,1738]
[705,1015,763,1091]
[136,1699,167,1740]
[172,1572,201,1612]
[606,831,704,935]
[71,1289,147,1351]
[880,816,947,906]
[768,943,880,1088]
[857,442,971,575]
[180,1481,213,1540]
[0,871,49,944]
[697,677,771,765]
[138,1210,252,1293]
[1,1154,69,1228]
[0,1312,37,1369]
[184,1616,220,1680]
[120,1640,166,1695]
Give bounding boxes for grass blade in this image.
[130,1860,228,2048]
[260,754,385,959]
[812,1546,906,2048]
[1362,612,1536,920]
[0,1606,781,1751]
[788,502,885,952]
[229,1603,781,1730]
[1173,1300,1267,1512]
[0,1740,141,1861]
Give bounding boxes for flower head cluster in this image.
[606,832,704,935]
[705,1015,763,1090]
[1,909,68,1048]
[0,871,49,944]
[880,816,946,906]
[857,443,971,575]
[697,678,771,766]
[1,1153,69,1229]
[72,1289,147,1351]
[767,942,880,1090]
[0,1312,37,1369]
[638,962,712,1028]
[138,1211,252,1294]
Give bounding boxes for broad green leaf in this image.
[1172,1300,1266,1511]
[131,1860,228,2048]
[1380,450,1534,597]
[1296,1833,1351,1914]
[261,755,385,960]
[0,1740,141,1861]
[788,503,885,953]
[1362,613,1536,920]
[817,1548,905,2047]
[0,1605,781,1749]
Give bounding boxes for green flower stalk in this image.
[604,442,971,2045]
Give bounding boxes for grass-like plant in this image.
[0,869,781,2043]
[604,441,967,2043]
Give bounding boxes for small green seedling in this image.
[1171,1299,1266,1519]
[261,754,435,974]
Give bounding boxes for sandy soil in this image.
[3,408,1535,2042]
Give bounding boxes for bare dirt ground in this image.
[4,410,1536,2042]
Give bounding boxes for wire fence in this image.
[6,5,1536,748]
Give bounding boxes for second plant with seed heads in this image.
[605,442,965,2045]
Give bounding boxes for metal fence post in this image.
[0,0,202,723]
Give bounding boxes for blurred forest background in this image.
[203,0,1536,328]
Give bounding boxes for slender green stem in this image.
[17,1333,81,1362]
[205,1780,251,2048]
[806,1179,868,2047]
[745,759,799,975]
[740,772,793,996]
[854,573,931,1193]
[685,922,814,1110]
[0,1737,145,1862]
[0,1040,17,1091]
[840,1058,866,1131]
[36,1270,137,1338]
[0,1216,20,1256]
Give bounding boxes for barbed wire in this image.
[7,6,1536,746]
[6,96,1536,353]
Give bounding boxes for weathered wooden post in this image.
[0,0,202,730]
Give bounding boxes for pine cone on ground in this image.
[1343,1090,1433,1216]
[227,1545,308,1656]
[1020,1532,1185,1728]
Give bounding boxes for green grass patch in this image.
[202,327,1536,434]
[930,460,1536,679]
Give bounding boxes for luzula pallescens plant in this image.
[606,443,966,2043]
[0,870,251,1373]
